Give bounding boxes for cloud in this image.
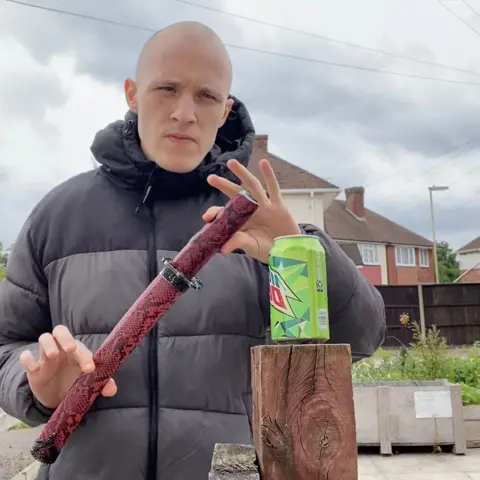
[0,34,68,124]
[0,0,479,250]
[0,47,127,245]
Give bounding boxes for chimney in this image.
[345,187,365,220]
[254,134,268,153]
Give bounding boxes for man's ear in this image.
[219,97,234,128]
[124,78,138,113]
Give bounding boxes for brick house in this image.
[324,187,435,285]
[248,134,435,285]
[457,236,480,283]
[249,135,340,230]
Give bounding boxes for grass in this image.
[352,314,480,406]
[8,422,30,431]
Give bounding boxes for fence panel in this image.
[422,283,480,345]
[375,285,418,347]
[375,283,480,347]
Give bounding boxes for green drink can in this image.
[268,234,330,342]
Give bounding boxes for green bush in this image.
[352,315,480,405]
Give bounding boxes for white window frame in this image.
[358,243,380,265]
[419,248,429,268]
[395,246,416,267]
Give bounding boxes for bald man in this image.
[0,21,385,480]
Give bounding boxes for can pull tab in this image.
[160,258,203,292]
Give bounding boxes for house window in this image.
[358,243,379,265]
[395,246,415,267]
[419,248,429,267]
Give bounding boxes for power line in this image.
[173,0,480,77]
[361,160,479,224]
[6,0,480,87]
[224,45,480,86]
[435,161,480,190]
[438,179,480,213]
[459,0,480,20]
[437,0,480,38]
[363,136,480,189]
[5,0,154,31]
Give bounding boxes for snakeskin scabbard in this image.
[31,190,258,464]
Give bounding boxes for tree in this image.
[436,240,460,283]
[0,242,10,280]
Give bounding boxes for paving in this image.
[358,448,480,479]
[0,426,41,480]
[0,427,479,479]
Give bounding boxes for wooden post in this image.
[251,344,358,480]
[417,284,426,340]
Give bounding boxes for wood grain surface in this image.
[251,344,357,479]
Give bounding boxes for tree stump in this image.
[251,344,357,479]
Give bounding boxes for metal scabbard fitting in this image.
[160,258,203,292]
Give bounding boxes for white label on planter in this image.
[414,391,453,418]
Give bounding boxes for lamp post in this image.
[428,185,449,283]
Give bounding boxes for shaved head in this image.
[135,21,233,91]
[124,21,235,173]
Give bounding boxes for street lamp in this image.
[428,185,449,283]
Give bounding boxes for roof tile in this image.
[458,236,480,252]
[339,243,364,266]
[325,200,433,247]
[248,137,339,190]
[247,135,430,247]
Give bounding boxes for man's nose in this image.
[170,94,196,123]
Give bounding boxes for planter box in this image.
[353,380,466,455]
[464,405,480,448]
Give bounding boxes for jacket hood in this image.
[90,95,255,200]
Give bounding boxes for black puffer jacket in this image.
[0,97,385,480]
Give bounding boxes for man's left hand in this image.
[204,158,301,264]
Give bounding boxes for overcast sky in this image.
[1,0,479,250]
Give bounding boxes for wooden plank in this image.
[251,344,357,480]
[465,418,480,448]
[417,284,426,340]
[377,387,392,455]
[463,405,480,421]
[451,384,467,455]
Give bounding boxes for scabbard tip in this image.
[31,435,60,464]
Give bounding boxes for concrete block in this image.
[208,443,260,480]
[10,461,40,480]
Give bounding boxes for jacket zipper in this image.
[126,120,159,479]
[145,204,159,480]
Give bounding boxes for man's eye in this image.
[158,86,174,92]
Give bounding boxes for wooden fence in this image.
[376,283,480,347]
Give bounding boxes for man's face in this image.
[124,37,233,173]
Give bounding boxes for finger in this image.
[259,158,282,203]
[52,326,95,373]
[72,341,95,374]
[101,378,117,397]
[225,159,268,203]
[38,333,60,361]
[52,325,77,355]
[206,174,242,199]
[20,349,40,374]
[220,232,257,257]
[202,206,223,223]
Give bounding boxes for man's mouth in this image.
[166,133,196,143]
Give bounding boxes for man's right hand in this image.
[19,325,117,410]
